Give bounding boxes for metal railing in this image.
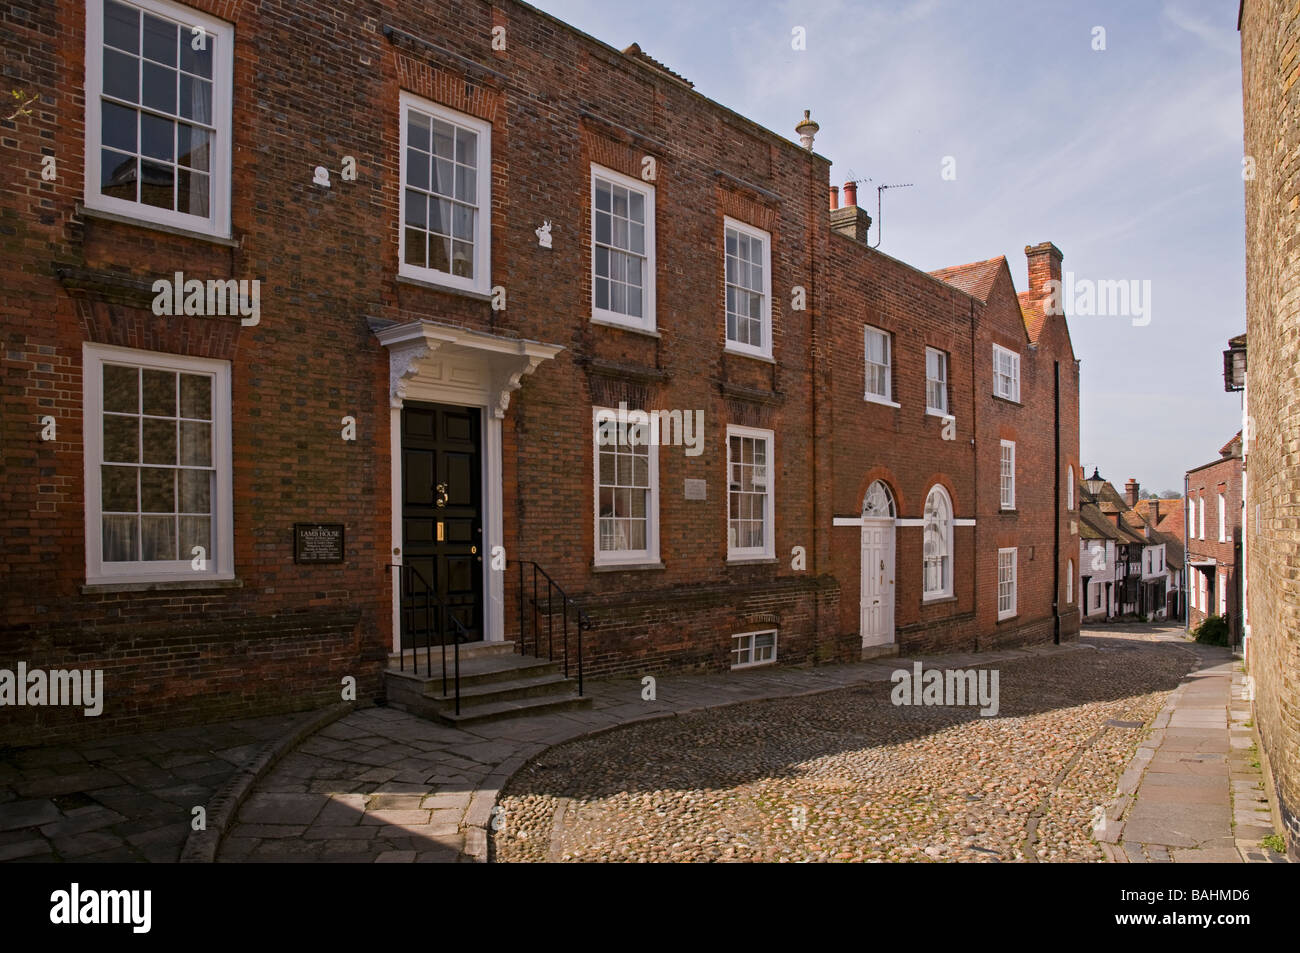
[385,562,471,715]
[512,560,591,696]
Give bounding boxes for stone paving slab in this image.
[1106,646,1288,864]
[0,712,305,862]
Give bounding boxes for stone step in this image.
[387,640,516,668]
[386,652,563,690]
[424,672,578,709]
[435,692,593,726]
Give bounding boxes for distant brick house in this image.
[0,0,1078,744]
[1185,435,1243,640]
[1076,475,1178,622]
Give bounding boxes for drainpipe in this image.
[1053,360,1061,644]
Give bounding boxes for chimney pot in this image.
[829,185,839,211]
[843,181,858,207]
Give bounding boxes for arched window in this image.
[862,480,896,519]
[1067,559,1074,604]
[923,485,953,599]
[1066,468,1074,510]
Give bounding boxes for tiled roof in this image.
[1017,291,1048,343]
[622,43,693,87]
[928,257,1005,302]
[1220,431,1243,457]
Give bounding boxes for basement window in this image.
[85,0,234,237]
[732,630,777,669]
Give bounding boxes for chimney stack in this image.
[1125,478,1139,508]
[1150,499,1159,525]
[1025,241,1064,301]
[830,180,872,246]
[829,185,839,211]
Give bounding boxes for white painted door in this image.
[860,518,896,646]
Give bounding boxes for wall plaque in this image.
[684,478,707,500]
[294,523,345,564]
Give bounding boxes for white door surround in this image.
[375,319,564,649]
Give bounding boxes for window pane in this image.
[141,515,176,560]
[180,420,212,466]
[102,465,137,511]
[455,127,476,166]
[451,241,473,278]
[180,468,211,512]
[431,119,455,159]
[103,101,137,153]
[180,30,213,79]
[141,61,176,113]
[105,0,140,54]
[101,149,137,200]
[177,123,209,170]
[140,467,175,512]
[140,111,173,161]
[104,364,139,413]
[139,159,174,209]
[429,236,451,273]
[178,74,211,123]
[103,514,138,561]
[180,515,211,556]
[103,415,139,463]
[455,165,475,203]
[142,368,175,415]
[404,189,427,228]
[407,111,430,152]
[142,417,177,464]
[595,181,610,211]
[142,14,177,67]
[406,148,429,190]
[177,169,209,216]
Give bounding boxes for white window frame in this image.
[864,325,895,406]
[722,216,772,359]
[731,629,777,669]
[998,547,1018,620]
[993,344,1021,402]
[1218,492,1226,542]
[590,164,656,332]
[925,347,948,416]
[922,484,954,601]
[1199,497,1205,540]
[1067,558,1074,604]
[1066,468,1074,510]
[83,342,233,585]
[84,0,235,238]
[592,406,659,567]
[398,91,492,296]
[1000,440,1016,510]
[726,425,775,561]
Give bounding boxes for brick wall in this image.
[1240,0,1300,858]
[0,0,1078,742]
[1185,453,1242,632]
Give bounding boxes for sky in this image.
[530,0,1248,494]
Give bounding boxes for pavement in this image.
[0,623,1289,863]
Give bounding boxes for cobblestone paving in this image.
[0,713,303,862]
[493,630,1198,862]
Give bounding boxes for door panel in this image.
[400,402,483,649]
[861,520,896,647]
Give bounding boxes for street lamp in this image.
[1085,467,1105,497]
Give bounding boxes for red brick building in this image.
[0,0,1078,743]
[1185,435,1243,639]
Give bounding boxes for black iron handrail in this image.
[385,562,471,715]
[512,559,592,696]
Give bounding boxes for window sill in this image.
[592,561,665,573]
[590,316,661,338]
[726,556,778,565]
[724,345,776,364]
[396,274,493,301]
[1000,507,1018,515]
[922,594,957,605]
[996,612,1019,624]
[864,394,901,409]
[991,394,1022,407]
[77,204,238,247]
[925,408,953,420]
[81,576,242,595]
[731,659,777,671]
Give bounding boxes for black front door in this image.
[401,402,483,648]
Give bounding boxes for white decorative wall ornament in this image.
[535,221,552,249]
[313,166,331,187]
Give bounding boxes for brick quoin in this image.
[0,0,1078,744]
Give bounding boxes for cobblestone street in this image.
[492,628,1206,862]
